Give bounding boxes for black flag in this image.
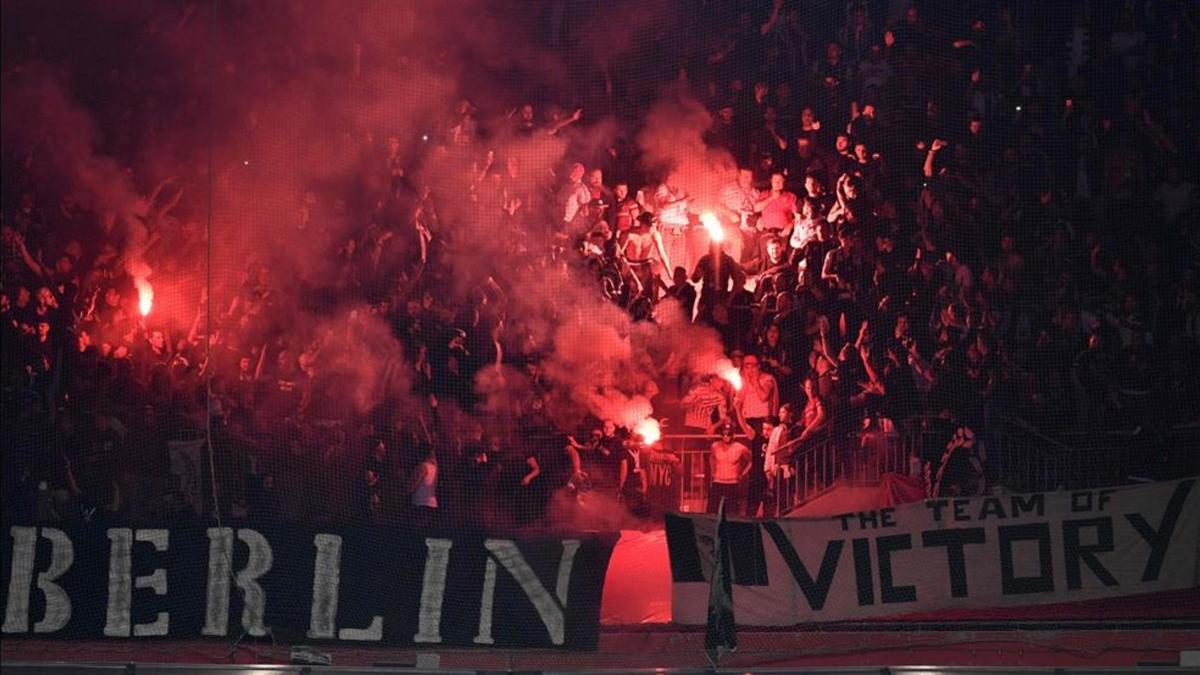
[704,497,737,661]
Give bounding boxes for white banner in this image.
[666,478,1200,625]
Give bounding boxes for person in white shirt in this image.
[736,355,780,422]
[560,162,593,233]
[763,404,794,480]
[655,173,692,273]
[760,412,792,517]
[720,168,760,263]
[410,447,438,527]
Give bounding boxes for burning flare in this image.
[721,366,743,391]
[634,418,661,446]
[135,278,154,317]
[699,211,725,243]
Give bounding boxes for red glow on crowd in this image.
[2,0,1191,536]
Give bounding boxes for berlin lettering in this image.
[1,526,616,649]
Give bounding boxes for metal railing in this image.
[869,415,1088,495]
[989,417,1200,492]
[658,430,908,517]
[655,434,725,514]
[658,416,1198,517]
[989,418,1080,493]
[772,430,908,514]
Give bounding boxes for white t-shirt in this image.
[720,182,757,224]
[764,424,786,473]
[562,181,592,225]
[737,374,775,419]
[655,184,690,229]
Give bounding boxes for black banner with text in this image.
[2,524,617,649]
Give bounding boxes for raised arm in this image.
[858,339,884,394]
[522,455,541,486]
[924,139,946,179]
[760,0,783,34]
[146,177,174,207]
[254,343,269,381]
[566,444,582,477]
[821,247,841,285]
[15,233,50,279]
[652,227,672,271]
[153,184,186,222]
[769,377,780,416]
[81,286,100,323]
[797,400,826,441]
[547,108,583,136]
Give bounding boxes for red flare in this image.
[635,418,661,446]
[700,211,725,243]
[721,367,743,391]
[135,279,153,317]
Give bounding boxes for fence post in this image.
[803,452,809,502]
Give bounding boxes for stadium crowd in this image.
[2,1,1198,528]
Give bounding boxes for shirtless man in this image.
[707,419,751,514]
[735,354,779,517]
[621,212,671,299]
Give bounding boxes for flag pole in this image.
[704,496,737,669]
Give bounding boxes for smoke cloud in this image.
[636,82,737,210]
[546,488,652,532]
[3,1,745,527]
[2,64,154,304]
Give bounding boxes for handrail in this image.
[663,427,848,459]
[658,411,1180,515]
[658,429,908,516]
[771,429,812,457]
[996,415,1080,455]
